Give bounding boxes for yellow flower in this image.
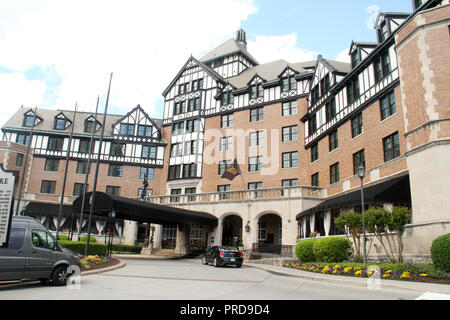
[333,270,337,274]
[420,274,427,277]
[400,272,410,279]
[355,270,362,276]
[385,270,392,273]
[382,274,390,278]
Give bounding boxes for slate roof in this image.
[199,38,259,66]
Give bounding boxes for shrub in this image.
[80,235,97,243]
[313,237,351,263]
[431,233,450,271]
[112,244,142,254]
[295,238,317,262]
[57,234,69,241]
[59,240,107,256]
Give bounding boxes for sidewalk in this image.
[244,262,450,295]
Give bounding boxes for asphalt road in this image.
[0,258,424,301]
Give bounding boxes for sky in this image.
[0,0,414,126]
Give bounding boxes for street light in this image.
[357,165,367,264]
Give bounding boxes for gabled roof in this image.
[199,38,259,66]
[111,104,161,131]
[318,55,352,75]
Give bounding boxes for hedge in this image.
[80,235,97,243]
[295,238,317,262]
[313,237,351,263]
[59,240,142,256]
[431,233,450,271]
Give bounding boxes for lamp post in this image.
[357,165,367,264]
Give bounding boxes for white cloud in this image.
[0,0,258,118]
[335,48,351,63]
[0,73,47,126]
[248,33,317,64]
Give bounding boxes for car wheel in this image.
[213,258,220,268]
[201,257,207,265]
[52,265,68,286]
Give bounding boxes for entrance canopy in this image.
[72,192,218,227]
[296,172,411,220]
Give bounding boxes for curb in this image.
[244,263,450,295]
[81,258,126,276]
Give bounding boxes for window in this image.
[282,125,297,142]
[185,187,196,202]
[119,123,135,135]
[250,107,264,122]
[219,136,233,151]
[6,228,26,250]
[378,21,389,43]
[308,114,317,136]
[383,132,400,162]
[311,173,319,187]
[16,133,31,146]
[54,118,66,130]
[258,219,266,240]
[73,183,87,196]
[108,164,123,177]
[414,0,426,9]
[172,122,184,135]
[218,185,231,200]
[329,130,338,152]
[221,91,234,106]
[31,230,55,250]
[173,101,186,115]
[106,186,120,196]
[221,114,233,128]
[23,114,35,127]
[218,160,232,175]
[76,160,90,175]
[311,143,319,162]
[184,141,197,156]
[282,101,297,116]
[186,119,200,132]
[310,85,320,104]
[110,142,125,157]
[78,139,93,154]
[248,156,262,172]
[44,159,59,172]
[168,165,181,180]
[330,163,340,184]
[186,98,201,111]
[249,84,263,99]
[178,83,189,95]
[192,78,203,91]
[15,153,24,167]
[320,74,331,95]
[282,152,298,168]
[84,119,98,133]
[249,131,264,147]
[380,91,396,120]
[374,51,391,82]
[325,98,336,122]
[281,76,296,92]
[248,182,263,198]
[351,113,363,138]
[40,180,56,194]
[140,167,155,180]
[142,145,157,159]
[170,188,181,203]
[282,179,298,187]
[351,50,361,68]
[182,163,197,178]
[137,125,153,137]
[47,137,64,151]
[347,77,360,104]
[353,150,366,175]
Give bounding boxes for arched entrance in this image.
[256,213,282,254]
[221,214,243,247]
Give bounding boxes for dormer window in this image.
[221,91,234,106]
[54,118,66,130]
[320,74,331,95]
[378,21,389,43]
[84,118,100,133]
[281,76,296,92]
[413,0,426,10]
[351,50,361,68]
[249,83,263,99]
[23,114,35,127]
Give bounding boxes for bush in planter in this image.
[431,233,450,271]
[80,235,97,243]
[295,238,317,262]
[313,237,351,263]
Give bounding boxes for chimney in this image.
[236,28,247,50]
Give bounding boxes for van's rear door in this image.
[0,227,27,281]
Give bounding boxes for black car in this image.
[201,246,243,268]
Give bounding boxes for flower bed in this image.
[79,255,120,271]
[284,262,450,285]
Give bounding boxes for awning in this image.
[72,191,218,227]
[296,172,411,220]
[23,201,74,217]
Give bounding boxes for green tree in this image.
[334,211,362,261]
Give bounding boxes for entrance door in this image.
[221,215,242,247]
[161,224,177,249]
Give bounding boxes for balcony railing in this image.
[144,186,325,205]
